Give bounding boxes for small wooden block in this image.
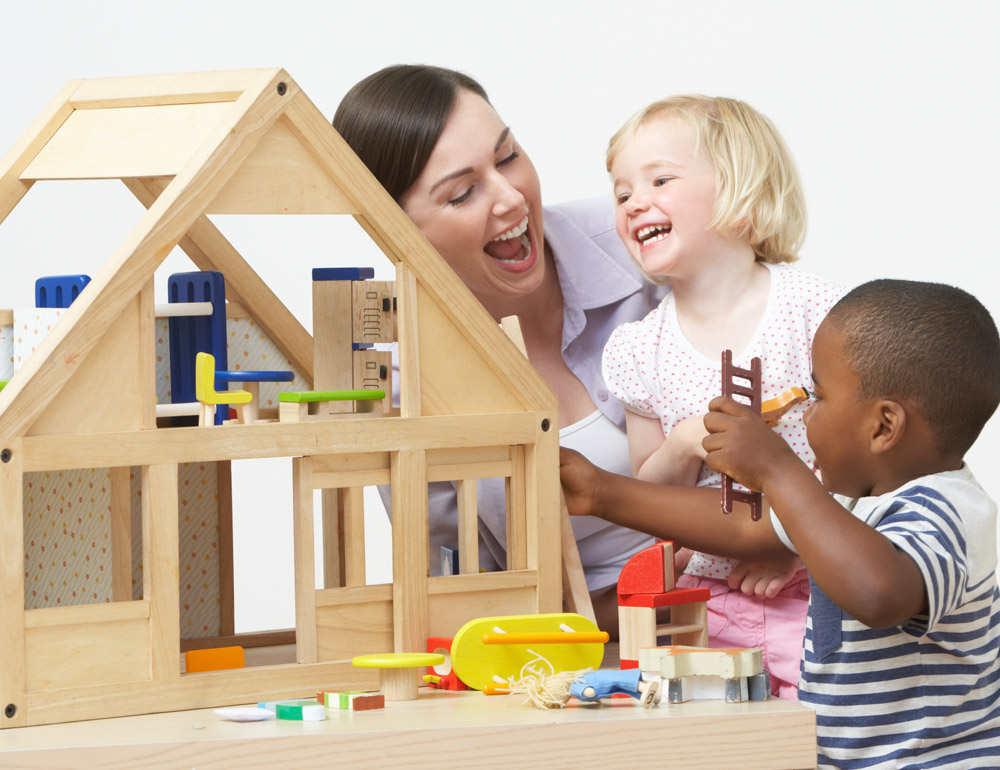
[184,645,245,673]
[274,699,327,721]
[352,280,396,344]
[320,691,385,711]
[617,541,675,596]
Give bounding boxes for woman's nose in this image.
[491,173,525,216]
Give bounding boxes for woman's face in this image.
[400,90,545,304]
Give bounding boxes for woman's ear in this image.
[870,399,906,455]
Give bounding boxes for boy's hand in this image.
[702,396,800,495]
[727,556,802,599]
[560,447,602,518]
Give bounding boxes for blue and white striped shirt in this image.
[774,465,1000,768]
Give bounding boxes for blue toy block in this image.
[167,271,228,425]
[35,275,91,308]
[311,267,375,282]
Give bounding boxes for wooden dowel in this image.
[481,631,608,645]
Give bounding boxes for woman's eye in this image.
[497,150,520,168]
[448,188,473,206]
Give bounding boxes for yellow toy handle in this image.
[482,631,609,645]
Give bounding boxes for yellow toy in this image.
[450,613,606,692]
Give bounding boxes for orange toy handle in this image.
[481,631,609,645]
[481,683,511,695]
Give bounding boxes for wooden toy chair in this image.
[195,352,252,425]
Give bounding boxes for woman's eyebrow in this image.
[429,167,473,194]
[427,128,514,194]
[495,127,511,152]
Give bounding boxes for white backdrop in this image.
[2,0,997,632]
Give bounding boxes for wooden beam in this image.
[20,413,538,471]
[21,102,236,180]
[66,69,274,110]
[0,79,82,228]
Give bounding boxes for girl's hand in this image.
[727,556,803,599]
[702,396,800,496]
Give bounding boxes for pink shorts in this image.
[675,569,809,701]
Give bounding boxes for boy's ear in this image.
[870,399,906,454]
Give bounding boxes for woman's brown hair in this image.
[333,65,489,202]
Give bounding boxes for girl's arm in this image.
[560,447,792,561]
[627,411,706,486]
[702,396,927,627]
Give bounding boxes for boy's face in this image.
[804,319,879,498]
[610,118,729,281]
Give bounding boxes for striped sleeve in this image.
[875,486,968,634]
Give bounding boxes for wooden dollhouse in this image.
[0,68,565,727]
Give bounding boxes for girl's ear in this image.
[870,399,906,455]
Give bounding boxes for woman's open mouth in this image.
[484,217,535,271]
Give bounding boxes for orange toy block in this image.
[185,646,245,673]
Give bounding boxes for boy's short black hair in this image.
[826,279,1000,457]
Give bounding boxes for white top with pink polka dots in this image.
[602,263,843,578]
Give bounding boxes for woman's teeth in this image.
[489,219,532,263]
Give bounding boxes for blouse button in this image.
[597,390,609,402]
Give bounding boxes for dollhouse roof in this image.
[0,68,554,439]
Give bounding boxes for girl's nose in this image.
[623,190,650,215]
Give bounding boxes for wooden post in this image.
[142,464,180,682]
[0,441,26,727]
[109,466,133,602]
[390,449,428,653]
[292,457,317,663]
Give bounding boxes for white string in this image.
[506,649,591,710]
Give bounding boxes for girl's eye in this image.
[497,150,520,168]
[616,192,631,205]
[654,176,672,187]
[448,188,473,206]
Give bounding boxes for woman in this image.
[333,65,667,633]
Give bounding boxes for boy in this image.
[561,279,1000,768]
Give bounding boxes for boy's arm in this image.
[626,411,705,487]
[560,447,792,560]
[702,396,928,628]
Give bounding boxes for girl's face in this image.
[610,118,733,281]
[400,90,545,305]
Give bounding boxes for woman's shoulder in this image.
[544,197,635,273]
